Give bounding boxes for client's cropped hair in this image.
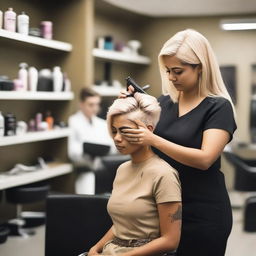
[107,93,161,136]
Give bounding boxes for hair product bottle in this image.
[28,66,38,91]
[97,37,105,49]
[45,111,54,130]
[63,73,71,91]
[35,112,42,131]
[53,66,63,92]
[4,7,16,32]
[0,111,5,137]
[13,79,23,91]
[17,11,29,35]
[40,21,52,39]
[4,113,16,136]
[18,62,28,91]
[0,10,3,29]
[104,36,113,50]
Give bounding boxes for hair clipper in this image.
[125,76,149,94]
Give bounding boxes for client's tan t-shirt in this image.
[107,154,181,240]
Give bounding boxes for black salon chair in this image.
[223,151,256,191]
[5,181,50,237]
[45,194,176,256]
[95,154,130,194]
[45,194,112,256]
[223,151,256,231]
[72,143,112,194]
[0,190,10,244]
[250,97,256,143]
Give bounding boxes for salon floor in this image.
[0,193,256,256]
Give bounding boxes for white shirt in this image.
[68,111,116,166]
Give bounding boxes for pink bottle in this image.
[4,7,16,32]
[40,21,52,39]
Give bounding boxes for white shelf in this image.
[0,91,74,100]
[0,29,72,52]
[0,128,71,147]
[0,163,73,190]
[92,48,151,65]
[92,85,123,96]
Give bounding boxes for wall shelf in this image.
[0,128,71,147]
[0,29,72,52]
[92,48,151,65]
[0,91,74,100]
[0,162,73,190]
[92,85,124,96]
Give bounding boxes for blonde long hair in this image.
[158,29,235,111]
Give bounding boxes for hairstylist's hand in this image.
[118,85,135,98]
[121,119,155,146]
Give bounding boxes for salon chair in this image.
[250,97,256,143]
[73,143,112,194]
[95,154,130,194]
[223,151,256,232]
[5,181,50,237]
[45,194,176,256]
[45,194,112,256]
[0,190,10,244]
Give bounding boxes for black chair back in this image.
[95,155,130,194]
[250,98,256,143]
[45,194,112,256]
[223,151,256,191]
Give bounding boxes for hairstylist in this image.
[120,29,237,256]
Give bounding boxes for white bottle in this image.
[4,7,16,32]
[63,73,71,91]
[17,12,29,36]
[0,111,4,137]
[18,62,28,91]
[53,66,63,92]
[28,66,38,91]
[0,10,3,29]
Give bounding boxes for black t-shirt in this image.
[153,95,237,204]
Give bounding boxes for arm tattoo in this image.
[168,205,182,223]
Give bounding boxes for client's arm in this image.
[88,226,115,256]
[122,202,182,256]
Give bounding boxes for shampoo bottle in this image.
[28,66,38,91]
[18,62,28,91]
[4,8,16,32]
[0,111,4,137]
[17,12,29,35]
[53,66,63,92]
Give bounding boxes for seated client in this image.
[87,92,182,256]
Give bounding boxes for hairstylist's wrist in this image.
[150,133,159,148]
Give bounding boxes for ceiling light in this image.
[220,18,256,30]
